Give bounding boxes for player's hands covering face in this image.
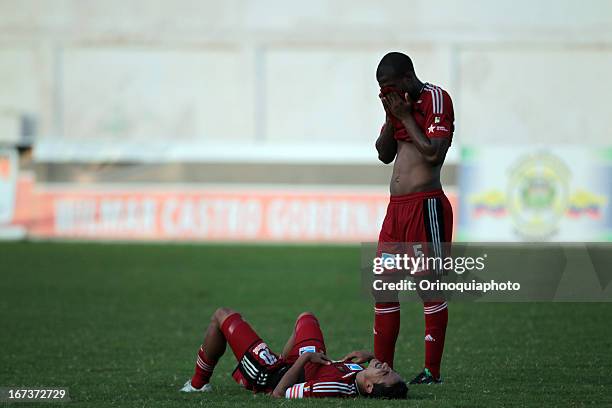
[380,92,412,120]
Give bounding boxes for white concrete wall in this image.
[0,0,611,159]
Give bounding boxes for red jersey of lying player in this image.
[182,307,408,400]
[285,360,363,398]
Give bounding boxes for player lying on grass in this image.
[180,307,408,399]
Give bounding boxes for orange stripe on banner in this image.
[13,178,458,242]
[0,157,10,180]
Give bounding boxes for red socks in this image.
[191,346,216,389]
[373,302,401,368]
[374,301,448,377]
[423,302,448,379]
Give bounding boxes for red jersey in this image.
[381,82,455,144]
[285,361,363,398]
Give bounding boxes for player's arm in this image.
[401,116,449,165]
[381,92,450,166]
[271,352,331,398]
[375,117,397,164]
[342,349,375,364]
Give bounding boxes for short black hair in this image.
[367,381,409,399]
[377,52,415,80]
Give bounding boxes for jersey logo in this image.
[427,124,435,133]
[252,343,278,365]
[299,346,316,355]
[434,116,441,123]
[344,363,363,371]
[252,342,269,354]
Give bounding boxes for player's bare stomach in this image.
[390,140,442,196]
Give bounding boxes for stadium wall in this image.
[2,0,611,154]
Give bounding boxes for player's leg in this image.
[219,310,285,392]
[373,270,401,368]
[186,307,235,390]
[282,312,326,361]
[373,299,400,368]
[373,202,402,368]
[413,194,453,383]
[281,331,295,359]
[186,307,276,392]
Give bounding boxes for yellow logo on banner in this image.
[507,153,569,239]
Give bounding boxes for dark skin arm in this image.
[375,91,397,164]
[381,92,450,166]
[375,116,397,164]
[271,352,332,398]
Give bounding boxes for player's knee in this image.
[214,307,236,326]
[297,311,316,320]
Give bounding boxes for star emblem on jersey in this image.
[427,124,435,133]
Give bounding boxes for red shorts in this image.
[221,312,326,392]
[377,189,453,275]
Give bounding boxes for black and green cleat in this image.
[409,368,443,384]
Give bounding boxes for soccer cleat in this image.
[409,368,442,385]
[179,380,212,393]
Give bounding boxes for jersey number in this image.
[259,348,278,365]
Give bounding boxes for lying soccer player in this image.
[180,307,408,399]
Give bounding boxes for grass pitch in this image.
[1,242,611,407]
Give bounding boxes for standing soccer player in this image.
[373,52,454,384]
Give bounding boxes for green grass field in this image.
[1,242,611,407]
